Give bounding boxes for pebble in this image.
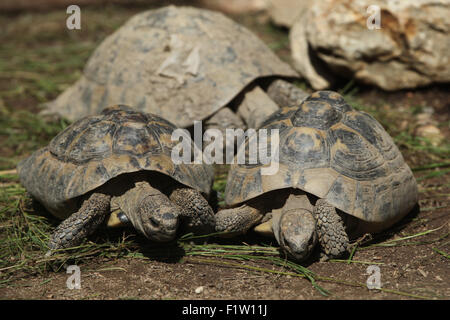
[195,286,204,294]
[414,124,444,146]
[417,268,428,278]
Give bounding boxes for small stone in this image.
[267,0,311,28]
[414,125,444,146]
[417,268,428,278]
[195,286,204,294]
[199,0,268,14]
[399,120,409,131]
[415,113,433,125]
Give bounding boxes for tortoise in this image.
[17,105,215,255]
[215,91,418,261]
[44,6,308,137]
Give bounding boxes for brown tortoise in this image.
[17,105,215,255]
[216,91,418,261]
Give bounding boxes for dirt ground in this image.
[0,201,448,300]
[0,2,448,300]
[0,210,450,300]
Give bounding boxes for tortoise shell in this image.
[18,105,214,219]
[44,6,298,127]
[225,91,418,224]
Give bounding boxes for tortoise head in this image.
[273,208,317,261]
[114,181,180,243]
[137,201,180,242]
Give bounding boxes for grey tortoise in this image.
[18,105,215,255]
[215,91,418,261]
[44,6,308,135]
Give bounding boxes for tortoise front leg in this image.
[45,192,111,256]
[313,199,349,260]
[215,203,263,236]
[169,187,215,235]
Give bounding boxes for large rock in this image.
[0,0,160,11]
[290,0,450,90]
[267,0,311,28]
[198,0,268,14]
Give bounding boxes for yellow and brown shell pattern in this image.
[18,105,213,219]
[225,91,418,224]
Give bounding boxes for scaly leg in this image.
[169,187,215,235]
[215,204,263,236]
[313,199,349,260]
[46,192,111,256]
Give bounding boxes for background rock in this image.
[415,124,444,146]
[198,0,268,15]
[267,0,310,28]
[290,0,450,90]
[0,0,160,11]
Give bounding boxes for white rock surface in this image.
[267,0,311,27]
[290,0,450,90]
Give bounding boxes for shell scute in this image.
[291,100,342,130]
[112,124,158,157]
[280,127,329,169]
[328,124,388,180]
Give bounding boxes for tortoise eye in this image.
[149,216,160,228]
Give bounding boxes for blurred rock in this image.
[266,79,309,107]
[414,124,444,146]
[267,0,310,28]
[414,108,443,146]
[290,0,450,90]
[415,106,437,125]
[415,113,434,126]
[237,86,279,129]
[290,7,335,90]
[0,0,160,12]
[198,0,268,15]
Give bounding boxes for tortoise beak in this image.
[145,211,179,242]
